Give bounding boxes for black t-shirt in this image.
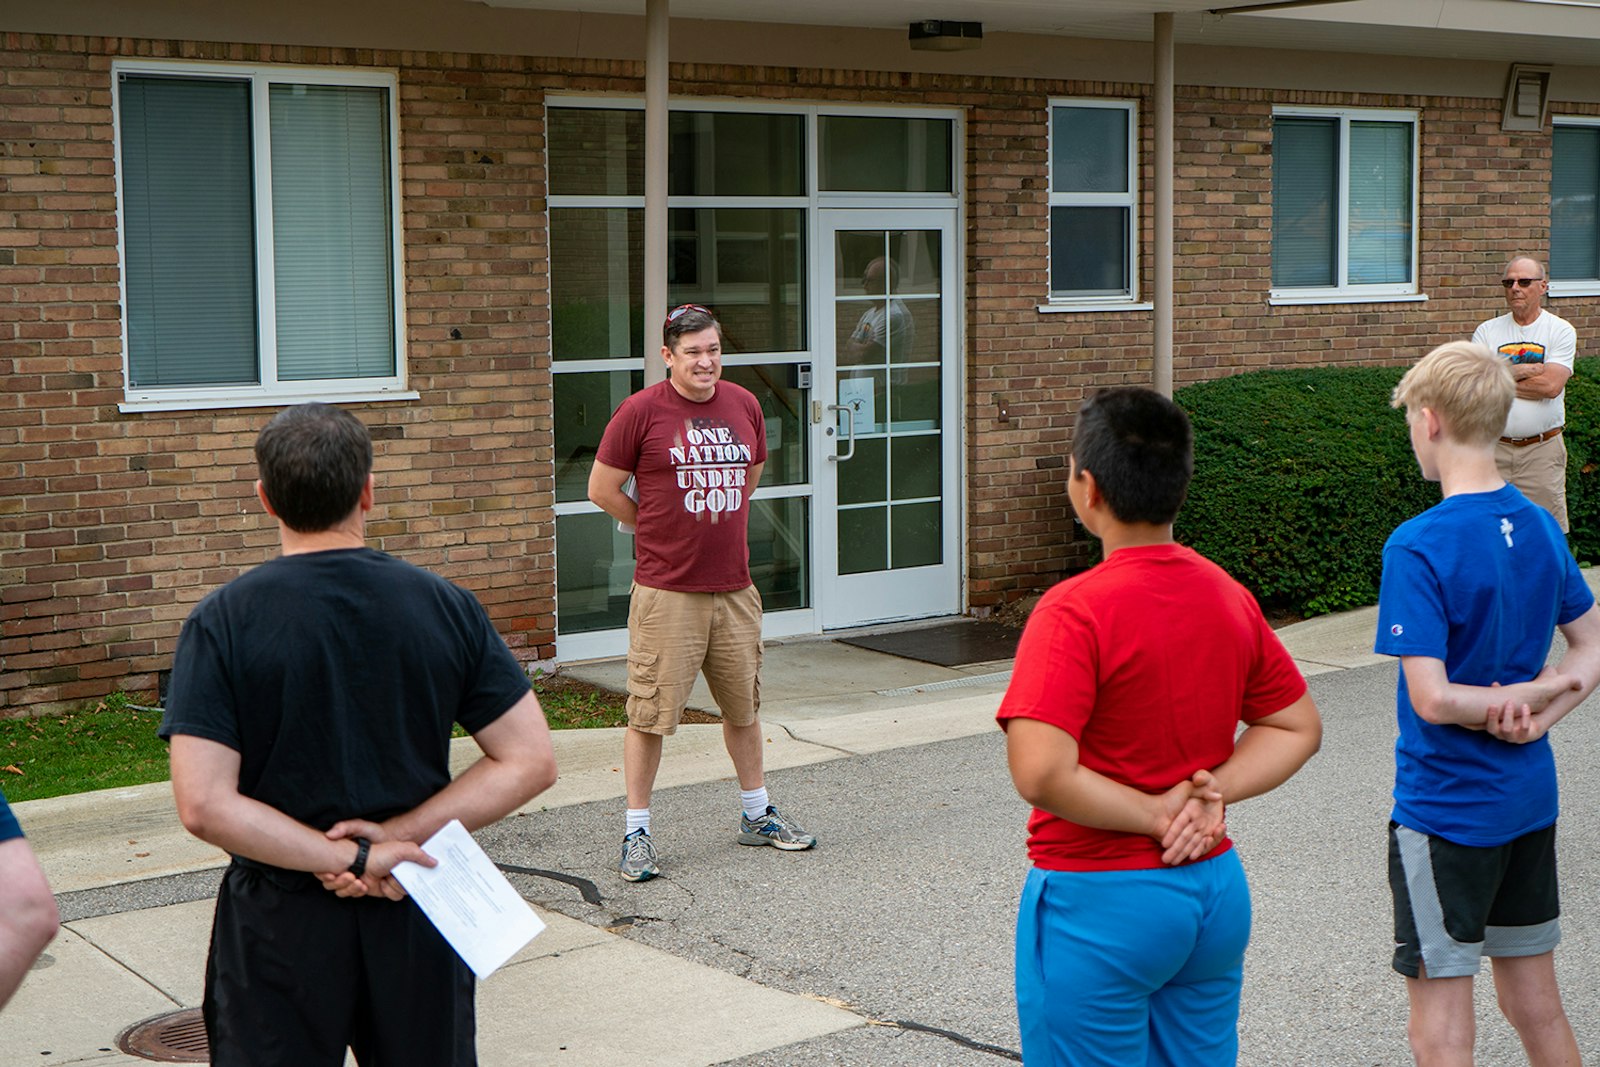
[160,548,530,830]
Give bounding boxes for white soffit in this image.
[473,0,1600,63]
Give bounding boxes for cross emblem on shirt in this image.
[1500,517,1514,548]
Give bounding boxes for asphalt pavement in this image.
[7,586,1600,1065]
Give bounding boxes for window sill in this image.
[1036,301,1153,315]
[119,389,421,414]
[1268,291,1428,307]
[1549,283,1600,299]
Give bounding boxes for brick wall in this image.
[0,35,637,713]
[4,31,1597,712]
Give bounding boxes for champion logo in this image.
[1390,624,1404,637]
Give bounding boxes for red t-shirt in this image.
[596,379,768,592]
[995,543,1307,872]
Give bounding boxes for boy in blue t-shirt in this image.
[1376,339,1600,1064]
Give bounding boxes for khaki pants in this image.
[1495,433,1568,533]
[624,583,762,735]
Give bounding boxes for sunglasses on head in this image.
[1501,277,1543,289]
[664,303,713,327]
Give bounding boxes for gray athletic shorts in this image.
[1388,821,1560,979]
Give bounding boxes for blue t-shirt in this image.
[1375,484,1593,846]
[0,788,22,843]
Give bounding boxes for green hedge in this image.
[1172,360,1600,618]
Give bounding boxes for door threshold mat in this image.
[836,620,1023,667]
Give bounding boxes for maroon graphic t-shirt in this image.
[596,379,768,592]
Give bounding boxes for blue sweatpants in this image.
[1014,849,1252,1066]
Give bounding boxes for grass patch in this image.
[536,675,630,730]
[2,674,635,805]
[0,693,169,804]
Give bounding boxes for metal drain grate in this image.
[117,1008,209,1063]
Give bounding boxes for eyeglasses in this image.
[665,303,713,327]
[1501,277,1543,288]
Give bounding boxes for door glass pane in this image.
[889,370,940,431]
[120,75,258,387]
[1049,206,1130,294]
[891,436,940,499]
[721,365,808,487]
[903,299,942,363]
[749,496,809,610]
[890,502,941,569]
[819,116,952,193]
[838,506,887,574]
[1272,117,1337,287]
[551,208,642,360]
[890,230,942,295]
[835,230,884,297]
[547,107,643,197]
[1553,126,1599,281]
[554,370,643,503]
[839,437,887,506]
[837,370,886,435]
[670,111,804,196]
[1051,106,1129,193]
[271,83,395,381]
[556,511,636,634]
[1348,121,1412,285]
[669,208,805,353]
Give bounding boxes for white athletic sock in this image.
[626,808,651,836]
[740,787,770,821]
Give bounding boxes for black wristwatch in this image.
[348,837,372,879]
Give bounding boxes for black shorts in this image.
[1388,821,1561,979]
[205,860,476,1066]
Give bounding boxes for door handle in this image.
[825,403,856,462]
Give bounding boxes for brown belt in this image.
[1499,426,1563,447]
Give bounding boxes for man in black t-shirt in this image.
[162,403,557,1067]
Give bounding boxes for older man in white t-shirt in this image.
[1471,254,1577,532]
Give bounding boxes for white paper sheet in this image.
[617,474,639,534]
[391,819,545,979]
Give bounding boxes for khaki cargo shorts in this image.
[1495,433,1568,533]
[624,582,763,735]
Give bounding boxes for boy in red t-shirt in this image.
[996,387,1322,1066]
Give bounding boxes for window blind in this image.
[269,84,395,382]
[1553,126,1599,281]
[120,75,259,387]
[1348,121,1412,285]
[1272,117,1337,288]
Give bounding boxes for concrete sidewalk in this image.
[0,596,1472,1065]
[3,629,1024,1065]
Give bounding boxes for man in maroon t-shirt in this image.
[588,304,817,882]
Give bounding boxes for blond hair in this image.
[1391,340,1513,445]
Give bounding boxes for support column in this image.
[1153,12,1174,397]
[643,0,669,386]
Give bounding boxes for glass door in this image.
[815,210,959,628]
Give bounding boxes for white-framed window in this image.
[1271,107,1420,304]
[112,61,411,412]
[1045,99,1139,307]
[1552,117,1600,296]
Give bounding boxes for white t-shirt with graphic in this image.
[1471,309,1577,438]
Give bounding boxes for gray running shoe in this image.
[738,805,817,851]
[619,828,659,881]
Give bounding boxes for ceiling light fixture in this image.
[908,20,983,52]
